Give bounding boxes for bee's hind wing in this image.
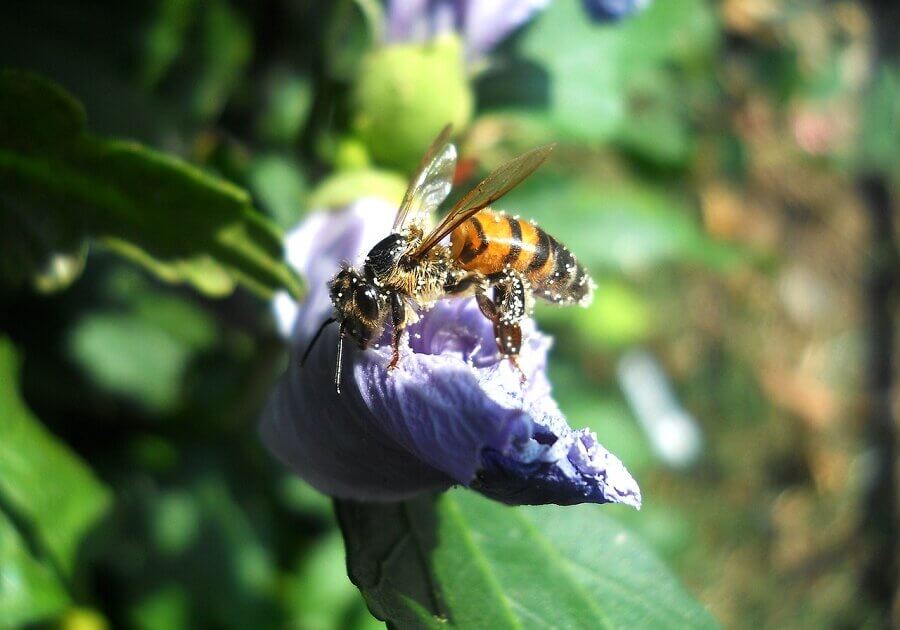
[392,124,458,234]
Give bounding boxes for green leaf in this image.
[856,64,900,174]
[141,0,201,88]
[573,281,653,348]
[248,154,308,229]
[256,71,313,146]
[0,510,69,627]
[191,0,252,121]
[0,70,301,299]
[0,337,111,575]
[612,71,693,167]
[324,0,385,82]
[480,0,717,145]
[337,490,718,629]
[285,532,381,630]
[68,269,218,412]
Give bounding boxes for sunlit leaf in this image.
[479,0,717,147]
[0,337,111,575]
[285,532,378,630]
[257,71,313,146]
[856,64,900,174]
[68,271,218,412]
[248,154,308,229]
[338,490,717,629]
[0,510,69,627]
[0,70,301,298]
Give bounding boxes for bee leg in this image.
[388,292,406,371]
[444,273,481,296]
[496,271,530,383]
[475,289,498,320]
[478,271,529,385]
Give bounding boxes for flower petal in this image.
[384,0,551,63]
[462,0,551,62]
[261,327,454,501]
[272,198,397,337]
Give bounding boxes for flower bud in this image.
[352,35,473,170]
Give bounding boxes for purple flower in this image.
[385,0,551,64]
[581,0,650,22]
[263,199,641,507]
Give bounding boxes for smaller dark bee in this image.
[303,125,592,393]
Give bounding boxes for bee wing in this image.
[409,143,555,259]
[392,124,458,233]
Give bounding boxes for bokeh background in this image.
[0,1,897,628]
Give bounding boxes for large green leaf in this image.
[0,337,111,578]
[0,70,301,298]
[337,490,717,629]
[856,64,900,175]
[479,0,717,146]
[0,510,69,628]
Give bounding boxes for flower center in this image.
[404,298,500,368]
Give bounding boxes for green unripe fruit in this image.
[352,35,473,170]
[332,136,371,171]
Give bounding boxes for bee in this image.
[303,125,594,392]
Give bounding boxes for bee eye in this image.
[354,286,379,320]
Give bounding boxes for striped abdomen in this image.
[449,209,594,306]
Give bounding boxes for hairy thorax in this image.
[382,246,454,306]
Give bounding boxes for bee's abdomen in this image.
[450,209,594,306]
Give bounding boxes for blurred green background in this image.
[0,0,897,628]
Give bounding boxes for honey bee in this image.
[303,125,594,392]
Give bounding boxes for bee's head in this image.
[329,267,385,348]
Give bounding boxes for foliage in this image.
[0,337,110,625]
[0,0,891,628]
[339,490,716,629]
[0,70,300,298]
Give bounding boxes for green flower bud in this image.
[308,168,408,209]
[333,136,371,171]
[352,35,473,170]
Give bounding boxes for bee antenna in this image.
[300,317,337,366]
[334,323,346,395]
